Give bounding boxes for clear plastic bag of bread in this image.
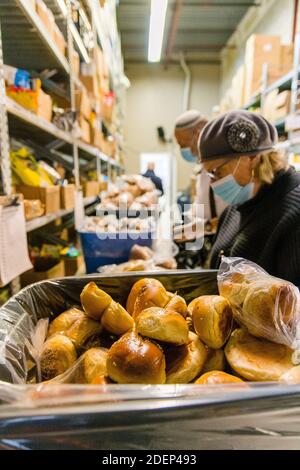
[218,257,300,358]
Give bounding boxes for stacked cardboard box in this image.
[244,34,281,103]
[17,185,60,215]
[36,0,66,56]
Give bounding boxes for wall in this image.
[221,0,296,96]
[123,63,220,191]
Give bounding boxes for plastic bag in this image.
[218,257,300,356]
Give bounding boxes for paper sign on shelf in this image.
[0,202,33,286]
[74,189,85,230]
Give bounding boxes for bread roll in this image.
[195,371,244,385]
[241,280,299,346]
[64,315,103,349]
[126,278,169,317]
[107,330,166,384]
[90,375,110,385]
[135,307,189,345]
[191,296,233,349]
[80,282,112,320]
[77,347,108,384]
[48,308,85,337]
[165,332,207,384]
[280,365,300,384]
[225,329,294,381]
[165,294,188,318]
[202,348,225,374]
[48,308,102,349]
[101,300,134,336]
[41,334,77,381]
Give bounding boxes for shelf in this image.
[6,97,123,168]
[0,0,69,74]
[26,196,98,232]
[243,94,261,110]
[45,0,90,63]
[6,97,73,144]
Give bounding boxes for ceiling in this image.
[117,0,259,64]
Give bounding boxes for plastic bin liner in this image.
[1,270,300,449]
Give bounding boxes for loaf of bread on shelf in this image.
[195,371,244,385]
[107,330,166,384]
[80,282,112,320]
[41,334,77,381]
[135,307,189,345]
[101,300,134,336]
[191,295,233,349]
[126,278,170,318]
[165,332,207,384]
[225,328,294,381]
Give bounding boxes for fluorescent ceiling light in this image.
[148,0,168,63]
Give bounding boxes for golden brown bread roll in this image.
[101,300,134,336]
[64,315,102,350]
[280,365,300,384]
[135,307,189,345]
[126,278,170,317]
[191,295,233,349]
[48,308,85,338]
[165,294,188,318]
[225,329,294,381]
[80,282,112,320]
[41,334,77,381]
[187,298,198,317]
[76,347,108,384]
[107,330,166,384]
[240,280,299,346]
[195,371,244,385]
[165,332,207,384]
[202,348,225,374]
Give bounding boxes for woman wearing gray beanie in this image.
[199,110,300,284]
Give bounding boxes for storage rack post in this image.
[0,20,12,196]
[66,0,80,191]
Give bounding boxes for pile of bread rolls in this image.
[39,274,300,386]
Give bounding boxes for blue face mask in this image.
[211,174,254,205]
[180,147,197,163]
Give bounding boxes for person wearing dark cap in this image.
[174,110,227,221]
[199,109,300,284]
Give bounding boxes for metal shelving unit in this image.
[26,195,98,232]
[0,0,124,290]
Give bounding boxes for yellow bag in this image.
[10,147,54,187]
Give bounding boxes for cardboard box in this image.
[263,89,278,122]
[244,34,281,101]
[37,88,52,122]
[63,255,84,276]
[273,90,291,121]
[79,74,99,97]
[83,181,100,197]
[91,128,104,149]
[79,116,91,143]
[71,50,80,77]
[21,260,65,287]
[231,65,245,108]
[281,44,294,71]
[75,87,91,120]
[36,0,55,40]
[53,24,66,57]
[60,184,75,209]
[17,185,60,215]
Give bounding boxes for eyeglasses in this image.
[205,159,232,180]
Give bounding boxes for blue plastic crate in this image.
[79,230,155,273]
